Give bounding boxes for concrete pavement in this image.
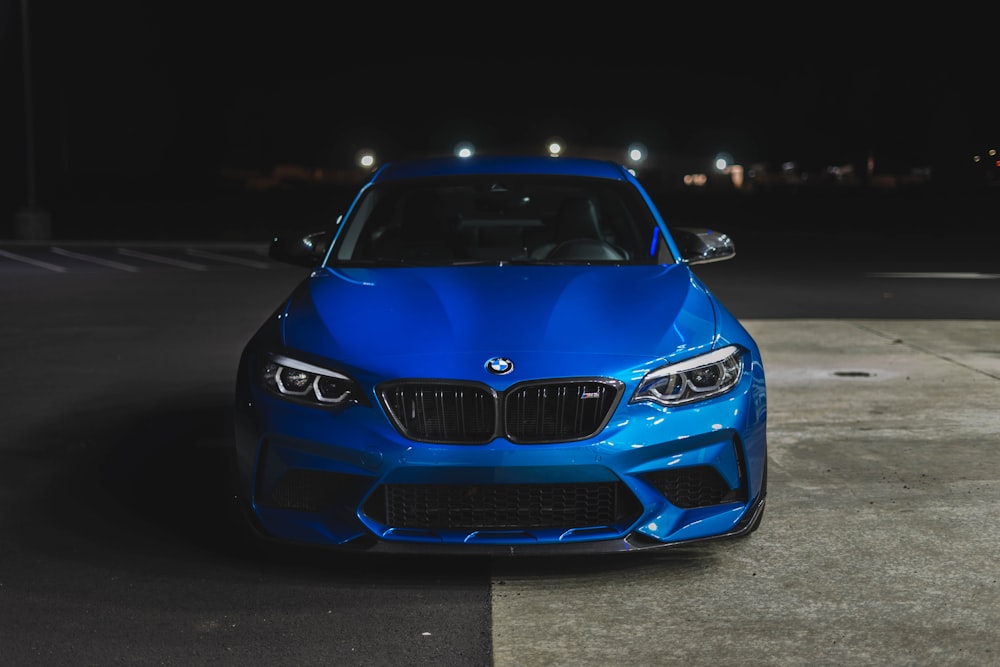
[491,319,1000,666]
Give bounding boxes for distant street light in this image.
[356,150,376,170]
[714,152,734,172]
[627,142,647,165]
[626,142,647,176]
[713,152,743,189]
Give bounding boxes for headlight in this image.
[261,354,366,407]
[631,346,743,406]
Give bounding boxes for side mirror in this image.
[672,227,735,265]
[268,230,329,267]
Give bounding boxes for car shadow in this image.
[19,390,726,580]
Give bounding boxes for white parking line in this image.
[867,272,1000,280]
[51,246,140,272]
[0,248,68,272]
[184,247,271,269]
[117,247,208,270]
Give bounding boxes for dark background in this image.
[2,2,997,241]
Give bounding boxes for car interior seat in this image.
[533,196,625,261]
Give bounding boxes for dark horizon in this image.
[2,2,996,239]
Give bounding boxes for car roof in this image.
[368,154,632,184]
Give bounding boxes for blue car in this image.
[233,154,767,554]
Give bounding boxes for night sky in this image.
[2,2,995,233]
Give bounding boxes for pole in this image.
[15,0,51,240]
[21,0,36,208]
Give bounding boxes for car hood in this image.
[279,265,720,380]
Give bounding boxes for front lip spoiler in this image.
[240,493,767,557]
[359,494,767,556]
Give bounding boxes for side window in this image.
[333,190,380,260]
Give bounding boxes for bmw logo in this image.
[485,357,514,375]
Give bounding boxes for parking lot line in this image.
[51,246,140,272]
[117,247,208,270]
[0,248,68,272]
[867,271,1000,279]
[184,247,271,269]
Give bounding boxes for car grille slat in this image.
[383,382,497,443]
[365,481,641,530]
[505,381,618,442]
[379,379,623,444]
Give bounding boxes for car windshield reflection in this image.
[329,175,674,266]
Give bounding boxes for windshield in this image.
[330,175,675,265]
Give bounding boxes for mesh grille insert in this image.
[643,466,746,508]
[365,481,641,530]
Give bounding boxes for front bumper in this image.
[234,382,767,553]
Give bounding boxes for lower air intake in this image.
[364,481,642,530]
[643,466,746,508]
